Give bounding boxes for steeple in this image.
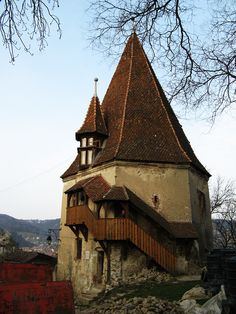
[93,32,209,176]
[75,79,107,168]
[76,79,107,139]
[62,32,209,178]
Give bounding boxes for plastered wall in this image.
[57,161,212,294]
[115,163,192,222]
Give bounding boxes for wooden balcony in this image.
[66,205,176,273]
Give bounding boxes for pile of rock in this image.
[80,296,183,313]
[124,267,172,284]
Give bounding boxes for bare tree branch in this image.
[210,177,236,214]
[0,0,61,62]
[210,176,236,248]
[88,0,236,120]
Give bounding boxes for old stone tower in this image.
[57,33,213,297]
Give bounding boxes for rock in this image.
[179,299,203,314]
[123,267,173,285]
[181,286,208,300]
[79,294,184,314]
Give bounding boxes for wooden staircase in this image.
[66,205,176,273]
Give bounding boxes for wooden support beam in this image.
[79,224,88,241]
[69,225,80,237]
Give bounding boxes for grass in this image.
[98,279,201,303]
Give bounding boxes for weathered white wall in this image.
[115,162,192,222]
[57,161,212,297]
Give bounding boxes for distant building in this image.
[2,249,57,266]
[0,230,16,256]
[57,32,213,298]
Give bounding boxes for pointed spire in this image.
[94,32,209,176]
[76,80,107,140]
[62,32,209,179]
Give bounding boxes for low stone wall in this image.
[122,267,172,284]
[110,242,148,286]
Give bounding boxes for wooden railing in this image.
[66,205,176,273]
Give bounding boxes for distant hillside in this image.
[0,214,60,248]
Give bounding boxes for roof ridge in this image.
[122,185,129,200]
[80,96,96,131]
[96,97,107,134]
[82,176,96,187]
[137,37,191,163]
[93,96,97,131]
[114,34,134,157]
[76,96,107,137]
[102,187,112,199]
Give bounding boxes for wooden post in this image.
[107,243,111,284]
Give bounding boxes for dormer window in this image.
[79,137,94,166]
[81,138,87,147]
[78,136,103,168]
[81,150,86,165]
[87,150,93,165]
[88,138,93,146]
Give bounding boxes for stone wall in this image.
[109,242,148,286]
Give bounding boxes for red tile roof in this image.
[102,186,129,201]
[61,155,80,179]
[2,250,57,265]
[76,96,107,138]
[65,175,110,202]
[83,176,110,202]
[65,177,94,193]
[62,32,209,179]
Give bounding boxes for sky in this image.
[0,1,236,220]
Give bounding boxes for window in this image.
[197,190,206,218]
[114,203,125,218]
[88,138,93,146]
[79,136,102,167]
[81,138,87,147]
[87,150,93,164]
[68,193,77,207]
[76,238,82,259]
[77,191,86,205]
[81,150,86,165]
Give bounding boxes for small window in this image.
[68,193,77,207]
[88,138,93,146]
[78,191,86,205]
[114,203,125,218]
[197,190,206,218]
[87,150,93,164]
[76,238,82,259]
[81,150,86,165]
[81,138,87,147]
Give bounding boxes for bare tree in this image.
[210,177,236,248]
[0,0,61,62]
[89,0,236,120]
